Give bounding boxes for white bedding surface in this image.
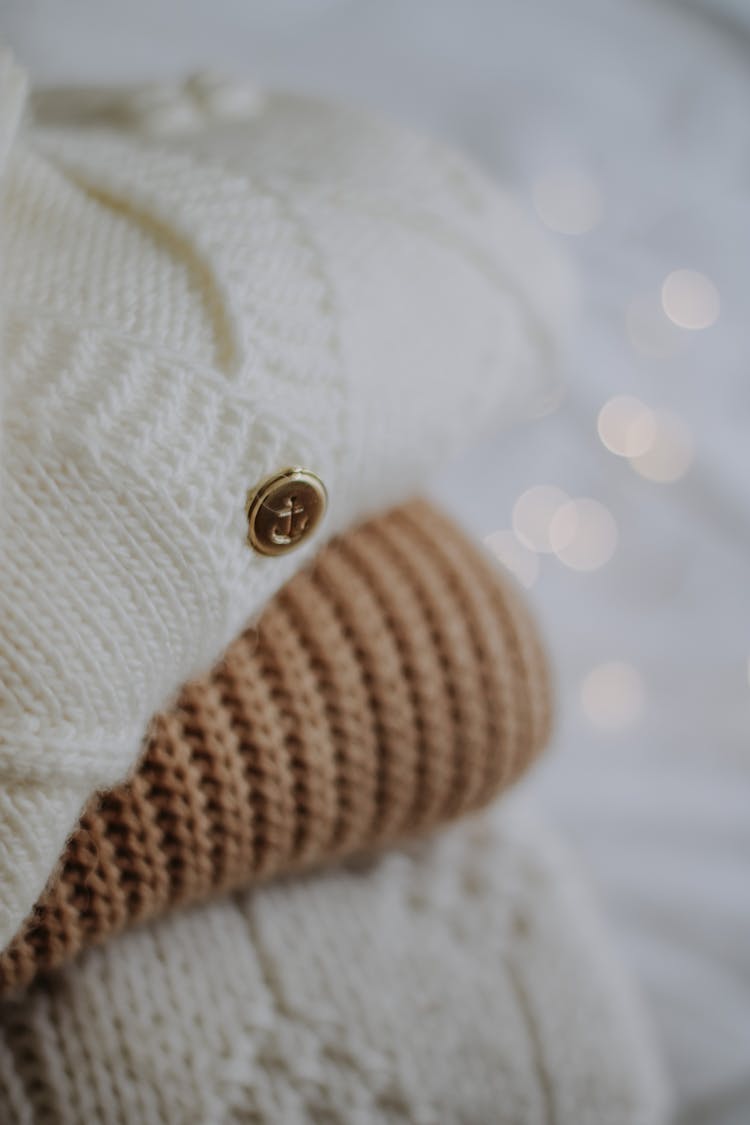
[5,2,750,1123]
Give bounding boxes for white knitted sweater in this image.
[0,56,571,951]
[0,801,668,1125]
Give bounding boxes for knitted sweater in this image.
[0,499,551,992]
[0,56,571,952]
[0,800,669,1125]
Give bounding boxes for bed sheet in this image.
[5,2,750,1122]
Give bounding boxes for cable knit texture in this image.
[0,59,572,950]
[0,499,551,993]
[0,801,668,1125]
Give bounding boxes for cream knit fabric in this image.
[0,51,26,476]
[0,800,668,1125]
[0,59,571,951]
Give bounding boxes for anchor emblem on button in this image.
[269,492,310,547]
[246,468,327,557]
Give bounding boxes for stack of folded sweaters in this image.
[0,50,668,1123]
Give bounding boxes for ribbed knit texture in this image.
[0,801,669,1125]
[0,60,572,952]
[0,499,551,994]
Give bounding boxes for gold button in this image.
[246,468,327,557]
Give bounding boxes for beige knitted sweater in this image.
[0,801,669,1125]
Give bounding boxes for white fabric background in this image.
[3,3,750,1124]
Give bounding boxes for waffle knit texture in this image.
[0,57,572,952]
[0,800,669,1125]
[0,499,551,993]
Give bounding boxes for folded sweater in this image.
[0,800,669,1125]
[0,56,571,952]
[0,499,551,993]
